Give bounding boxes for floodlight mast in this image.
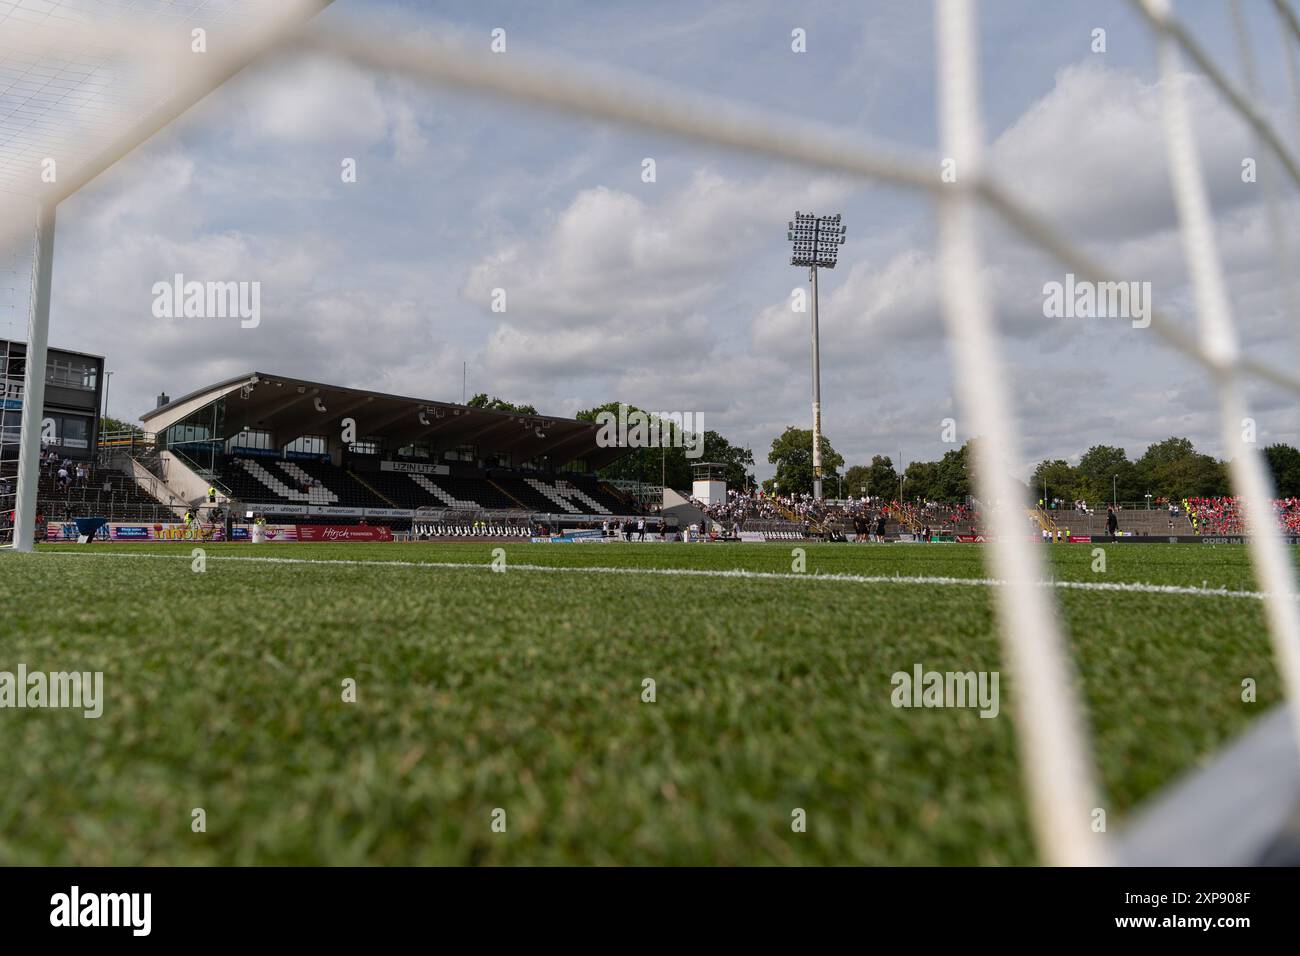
[787,211,845,500]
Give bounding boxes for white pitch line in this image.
[17,549,1298,601]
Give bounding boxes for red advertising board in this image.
[294,524,393,542]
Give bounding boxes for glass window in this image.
[228,428,273,451]
[61,416,90,449]
[44,358,97,391]
[169,421,212,445]
[285,435,327,455]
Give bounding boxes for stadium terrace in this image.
[130,372,642,529]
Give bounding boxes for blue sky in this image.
[9,0,1300,483]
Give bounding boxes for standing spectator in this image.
[1106,507,1118,540]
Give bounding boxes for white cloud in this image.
[242,55,389,146]
[990,63,1256,240]
[464,171,850,327]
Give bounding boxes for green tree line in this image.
[461,395,1300,504]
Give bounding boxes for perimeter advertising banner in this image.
[294,525,394,542]
[46,523,392,542]
[46,522,231,542]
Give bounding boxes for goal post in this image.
[11,202,54,552]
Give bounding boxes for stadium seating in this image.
[493,475,626,515]
[217,457,384,510]
[205,455,639,517]
[33,468,177,522]
[347,470,520,510]
[560,476,627,513]
[1042,507,1189,538]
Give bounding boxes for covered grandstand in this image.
[133,372,642,529]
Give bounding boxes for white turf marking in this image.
[24,548,1296,601]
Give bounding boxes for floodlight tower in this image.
[788,211,846,500]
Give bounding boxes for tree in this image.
[1134,436,1192,497]
[698,430,756,490]
[98,415,144,436]
[865,455,899,498]
[764,427,844,496]
[903,460,940,501]
[1075,445,1138,504]
[1031,459,1078,504]
[1265,443,1300,497]
[1135,437,1228,500]
[932,441,975,500]
[575,401,684,487]
[843,456,898,498]
[574,402,754,490]
[843,464,871,497]
[466,392,538,415]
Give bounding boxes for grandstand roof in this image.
[140,371,630,469]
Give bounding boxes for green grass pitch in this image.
[0,540,1284,865]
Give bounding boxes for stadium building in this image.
[0,337,104,467]
[130,371,644,529]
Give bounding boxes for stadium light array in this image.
[787,211,847,500]
[787,211,846,269]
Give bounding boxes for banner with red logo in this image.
[45,522,392,542]
[294,524,394,542]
